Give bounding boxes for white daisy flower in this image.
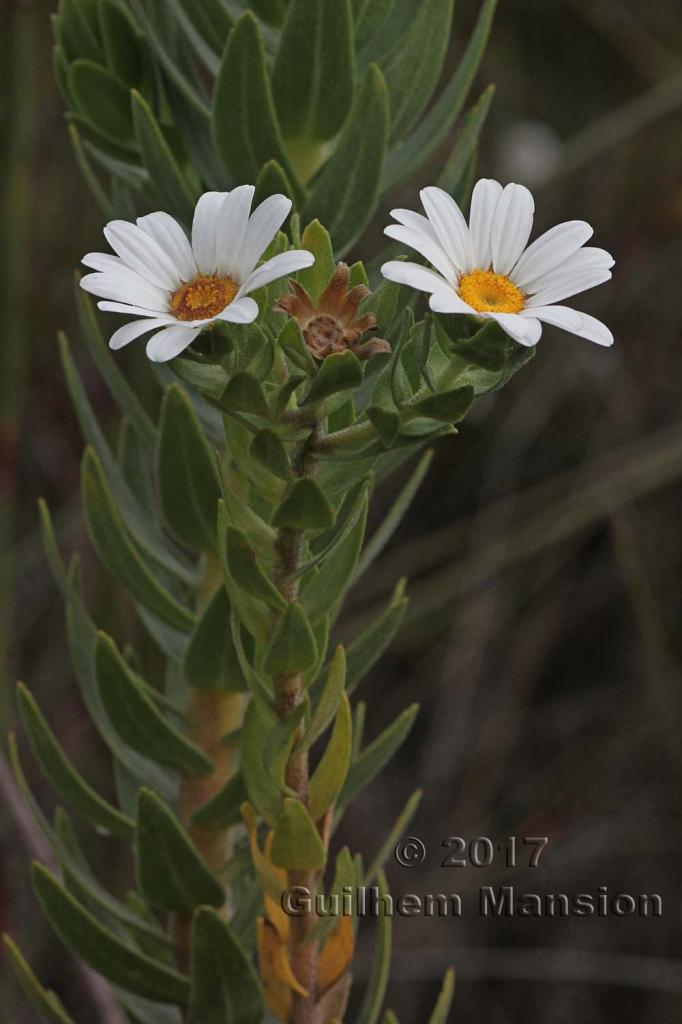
[381,179,614,348]
[80,187,315,362]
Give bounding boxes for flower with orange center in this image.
[382,179,614,348]
[80,187,314,362]
[275,263,391,361]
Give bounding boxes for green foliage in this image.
[308,691,352,820]
[3,936,78,1024]
[184,585,247,691]
[271,797,326,869]
[188,908,264,1024]
[264,601,318,676]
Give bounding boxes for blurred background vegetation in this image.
[1,0,681,1020]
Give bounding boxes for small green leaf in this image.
[68,59,134,144]
[300,490,367,622]
[304,64,389,253]
[439,315,508,371]
[411,384,474,423]
[265,703,308,794]
[241,697,283,827]
[428,968,456,1024]
[367,406,399,447]
[264,602,318,676]
[273,479,335,531]
[339,704,419,808]
[188,907,264,1024]
[223,524,286,611]
[273,0,354,143]
[81,447,195,632]
[304,350,364,405]
[212,13,300,201]
[271,797,326,869]
[16,682,134,840]
[255,157,294,204]
[191,771,248,829]
[131,89,195,224]
[135,789,225,912]
[296,220,336,302]
[250,428,293,481]
[56,0,103,63]
[184,585,247,691]
[300,645,346,752]
[277,318,317,375]
[346,579,408,693]
[3,936,78,1024]
[221,371,269,416]
[308,691,352,820]
[95,633,214,776]
[349,260,369,288]
[158,385,222,551]
[32,864,190,1006]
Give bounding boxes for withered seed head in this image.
[275,262,391,360]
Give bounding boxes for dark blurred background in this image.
[1,1,681,1021]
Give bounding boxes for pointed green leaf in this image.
[184,585,247,691]
[277,317,317,375]
[16,682,134,839]
[158,385,222,551]
[221,371,269,416]
[131,90,195,223]
[188,907,264,1024]
[367,406,399,447]
[136,789,224,913]
[300,490,368,622]
[339,704,419,808]
[411,384,474,423]
[437,85,495,195]
[81,447,195,631]
[300,645,346,753]
[32,864,190,1006]
[56,0,103,63]
[68,59,134,144]
[264,602,318,676]
[3,936,78,1024]
[382,0,453,140]
[346,579,408,693]
[308,691,352,820]
[190,771,248,829]
[304,350,364,405]
[212,13,300,201]
[383,0,497,191]
[95,633,213,775]
[273,0,354,143]
[428,968,456,1024]
[296,220,336,302]
[356,870,392,1024]
[273,479,335,531]
[265,703,308,794]
[255,157,294,205]
[304,64,389,253]
[270,797,326,870]
[98,0,145,86]
[250,428,293,481]
[438,315,508,372]
[241,697,283,827]
[223,524,286,611]
[366,788,422,883]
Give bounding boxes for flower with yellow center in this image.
[80,187,315,362]
[381,179,614,348]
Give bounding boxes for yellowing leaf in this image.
[318,915,354,993]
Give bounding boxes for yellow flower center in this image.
[170,274,239,321]
[458,269,525,314]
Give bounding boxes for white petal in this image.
[145,324,200,363]
[237,194,292,279]
[238,250,314,295]
[420,186,475,273]
[104,220,181,290]
[82,252,123,272]
[137,212,197,283]
[97,300,177,318]
[527,268,612,308]
[468,178,503,269]
[216,184,255,277]
[428,291,476,314]
[192,191,229,274]
[80,270,169,311]
[390,208,437,234]
[383,224,455,283]
[487,311,542,346]
[381,260,453,296]
[525,305,613,346]
[109,317,171,350]
[490,183,535,275]
[511,220,593,289]
[526,245,614,297]
[217,296,259,324]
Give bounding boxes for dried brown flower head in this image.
[275,262,391,360]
